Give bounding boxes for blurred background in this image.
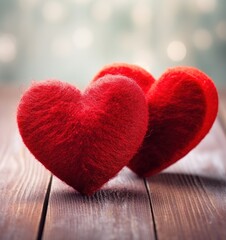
[0,0,226,89]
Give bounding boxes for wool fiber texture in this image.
[17,75,148,195]
[94,64,218,177]
[129,67,218,176]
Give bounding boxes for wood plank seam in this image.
[43,168,156,240]
[144,120,226,240]
[37,175,53,240]
[144,178,158,240]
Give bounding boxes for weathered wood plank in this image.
[0,94,51,240]
[43,168,155,240]
[147,120,226,240]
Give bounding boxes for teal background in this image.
[0,0,226,88]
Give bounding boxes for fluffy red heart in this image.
[94,64,218,177]
[17,75,148,195]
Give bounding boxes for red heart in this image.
[94,64,218,177]
[17,75,148,195]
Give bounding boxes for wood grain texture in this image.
[1,88,226,240]
[43,168,155,240]
[147,120,226,240]
[0,94,51,240]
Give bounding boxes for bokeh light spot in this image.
[167,41,187,62]
[91,0,112,22]
[42,1,66,23]
[131,3,152,27]
[51,37,73,57]
[193,29,213,50]
[196,0,217,13]
[73,27,93,49]
[216,21,226,41]
[0,34,17,63]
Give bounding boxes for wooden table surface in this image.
[0,87,226,240]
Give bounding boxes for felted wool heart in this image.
[94,64,218,177]
[93,63,155,93]
[17,75,148,195]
